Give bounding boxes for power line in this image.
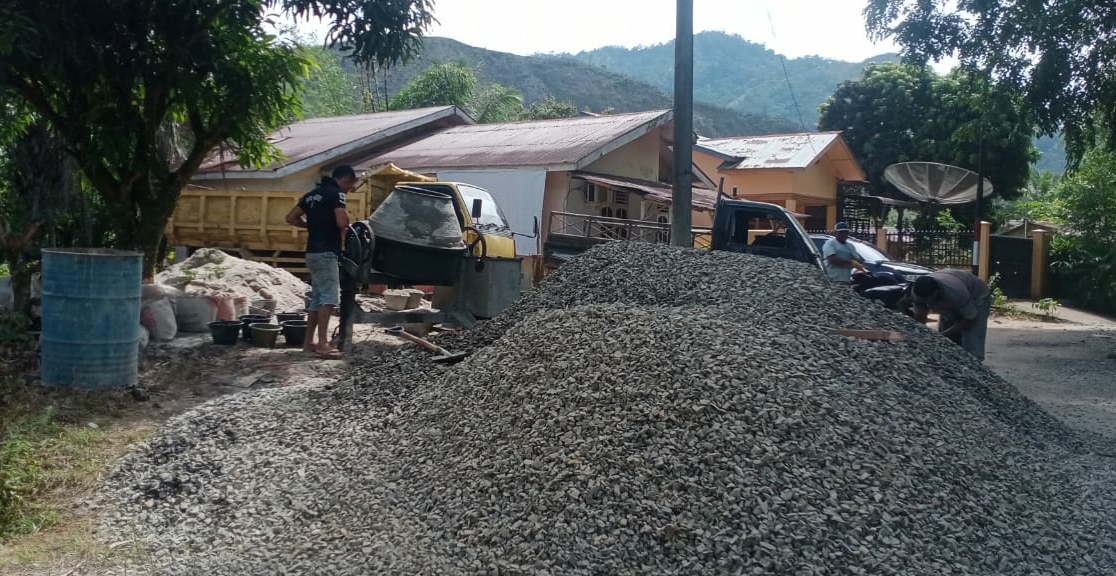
[767,12,810,134]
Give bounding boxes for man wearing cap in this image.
[911,270,991,360]
[821,222,863,283]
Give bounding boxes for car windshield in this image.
[457,184,510,230]
[851,240,890,264]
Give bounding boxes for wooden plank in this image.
[827,329,904,341]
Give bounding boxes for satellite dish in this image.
[884,162,993,205]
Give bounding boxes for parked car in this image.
[711,199,825,272]
[810,234,931,282]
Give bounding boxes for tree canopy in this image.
[818,62,1036,203]
[0,1,434,274]
[388,62,578,124]
[863,0,1116,163]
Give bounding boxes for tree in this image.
[389,62,527,123]
[1048,148,1116,314]
[524,97,581,121]
[469,84,525,124]
[301,47,362,118]
[863,0,1116,164]
[818,63,1036,206]
[389,62,479,110]
[0,120,78,314]
[0,1,434,276]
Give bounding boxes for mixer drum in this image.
[369,186,466,285]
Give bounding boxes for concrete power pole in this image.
[671,0,694,247]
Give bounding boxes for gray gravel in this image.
[101,243,1116,575]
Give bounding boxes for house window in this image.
[584,183,599,204]
[656,213,670,243]
[612,189,630,206]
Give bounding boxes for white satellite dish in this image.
[884,162,993,205]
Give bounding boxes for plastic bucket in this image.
[239,314,271,341]
[40,248,142,388]
[250,323,281,348]
[276,311,306,324]
[280,320,308,347]
[208,320,242,346]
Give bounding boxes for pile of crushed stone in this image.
[155,248,309,313]
[102,243,1116,575]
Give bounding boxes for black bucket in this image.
[208,320,242,346]
[239,314,271,341]
[276,311,305,324]
[281,320,308,347]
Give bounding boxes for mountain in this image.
[358,37,800,136]
[573,31,898,128]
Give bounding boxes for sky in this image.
[300,0,906,63]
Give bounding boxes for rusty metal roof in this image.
[356,110,673,171]
[195,106,474,180]
[696,132,866,181]
[572,172,718,212]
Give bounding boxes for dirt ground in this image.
[985,315,1116,440]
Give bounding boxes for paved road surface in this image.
[986,317,1116,439]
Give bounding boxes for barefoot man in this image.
[286,165,354,359]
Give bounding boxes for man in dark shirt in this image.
[285,165,355,358]
[912,269,992,361]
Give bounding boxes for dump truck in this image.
[166,164,515,274]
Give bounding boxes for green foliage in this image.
[523,97,581,121]
[387,62,533,124]
[994,168,1064,225]
[300,46,362,118]
[470,83,525,123]
[819,63,1037,205]
[1032,298,1060,318]
[987,273,1011,310]
[863,0,1116,165]
[1046,147,1116,315]
[0,400,56,541]
[0,1,434,275]
[389,61,479,110]
[0,312,30,346]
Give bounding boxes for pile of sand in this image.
[155,249,309,313]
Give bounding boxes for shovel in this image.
[384,326,468,364]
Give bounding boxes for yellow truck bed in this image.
[167,164,434,273]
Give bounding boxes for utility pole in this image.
[972,121,984,276]
[671,0,694,247]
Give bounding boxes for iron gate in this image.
[836,183,880,243]
[988,235,1033,299]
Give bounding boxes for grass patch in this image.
[0,375,155,570]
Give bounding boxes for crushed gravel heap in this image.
[155,248,309,312]
[102,243,1116,575]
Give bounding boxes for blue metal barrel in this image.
[40,248,142,388]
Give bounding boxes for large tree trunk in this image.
[115,176,184,280]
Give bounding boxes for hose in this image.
[462,226,488,273]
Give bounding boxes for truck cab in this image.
[391,181,517,259]
[710,198,825,272]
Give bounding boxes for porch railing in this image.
[548,211,713,249]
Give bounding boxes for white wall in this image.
[436,168,547,256]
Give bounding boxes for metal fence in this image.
[886,229,974,268]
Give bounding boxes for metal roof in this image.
[195,106,474,180]
[696,132,866,181]
[357,110,673,171]
[572,172,718,211]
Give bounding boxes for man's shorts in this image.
[305,251,340,312]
